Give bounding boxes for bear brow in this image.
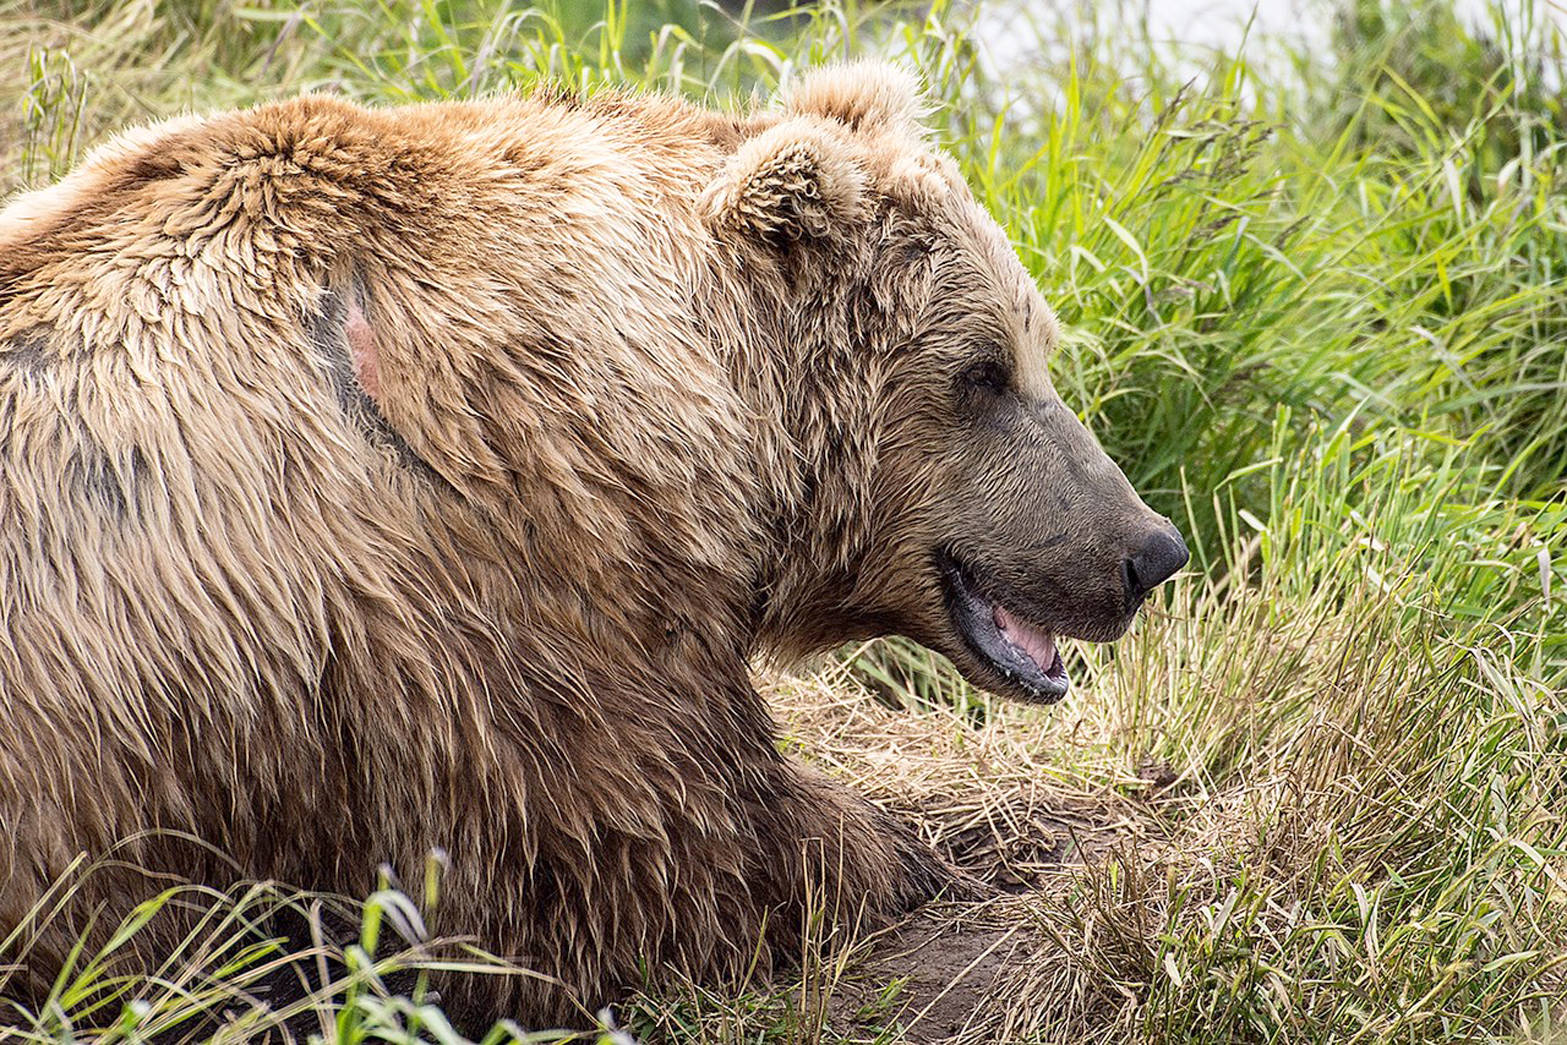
[1013,307,1058,400]
[1037,309,1061,353]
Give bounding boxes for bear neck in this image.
[715,269,884,662]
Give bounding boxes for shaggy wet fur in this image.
[0,65,1172,1025]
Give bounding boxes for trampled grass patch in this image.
[2,0,1563,1041]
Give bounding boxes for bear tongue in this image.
[993,604,1056,671]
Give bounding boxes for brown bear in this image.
[0,64,1186,1026]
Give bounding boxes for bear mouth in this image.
[938,554,1070,704]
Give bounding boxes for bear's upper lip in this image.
[938,554,1069,703]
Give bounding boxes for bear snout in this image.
[1120,525,1189,606]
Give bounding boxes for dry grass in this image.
[728,521,1567,1043]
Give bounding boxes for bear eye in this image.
[961,359,1010,395]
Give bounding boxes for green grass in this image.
[2,0,1565,1041]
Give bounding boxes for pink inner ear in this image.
[344,300,381,400]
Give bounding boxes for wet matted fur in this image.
[0,64,1180,1025]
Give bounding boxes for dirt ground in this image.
[768,668,1181,1043]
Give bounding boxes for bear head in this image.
[706,63,1188,704]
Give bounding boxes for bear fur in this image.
[0,63,1181,1025]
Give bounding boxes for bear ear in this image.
[702,119,866,243]
[782,61,926,136]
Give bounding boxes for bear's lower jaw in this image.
[936,554,1071,703]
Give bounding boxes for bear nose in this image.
[1121,527,1189,604]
